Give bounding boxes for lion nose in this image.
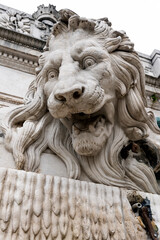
[55,86,85,102]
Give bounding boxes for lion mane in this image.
[2,9,160,193]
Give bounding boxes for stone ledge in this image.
[0,26,46,51]
[0,92,23,106]
[0,51,37,74]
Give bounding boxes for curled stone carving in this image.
[0,9,30,34]
[1,9,160,194]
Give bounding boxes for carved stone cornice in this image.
[0,51,37,74]
[0,92,23,107]
[0,38,40,74]
[0,26,46,51]
[145,84,160,111]
[145,75,160,88]
[0,55,37,74]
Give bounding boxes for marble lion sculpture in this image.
[1,9,160,193]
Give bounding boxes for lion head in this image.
[2,10,160,193]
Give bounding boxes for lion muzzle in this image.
[54,86,85,103]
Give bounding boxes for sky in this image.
[0,0,160,55]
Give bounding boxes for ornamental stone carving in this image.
[0,168,158,240]
[33,4,59,40]
[32,4,59,23]
[1,9,160,195]
[0,9,30,34]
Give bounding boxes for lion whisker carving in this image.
[2,9,160,194]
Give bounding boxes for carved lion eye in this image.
[48,70,58,80]
[83,57,96,69]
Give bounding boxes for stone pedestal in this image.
[0,168,159,239]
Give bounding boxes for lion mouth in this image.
[67,107,112,156]
[59,102,114,156]
[71,112,106,135]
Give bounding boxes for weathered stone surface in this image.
[0,167,157,240]
[0,5,160,239]
[0,9,30,34]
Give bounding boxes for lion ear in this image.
[106,30,134,53]
[105,36,122,53]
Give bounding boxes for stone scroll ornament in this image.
[1,9,160,194]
